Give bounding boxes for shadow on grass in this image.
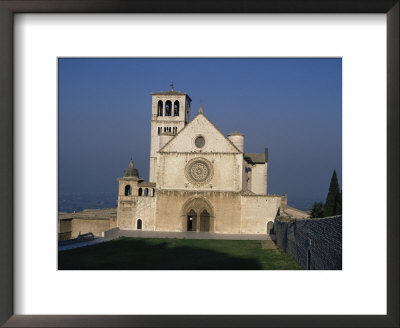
[59,237,264,270]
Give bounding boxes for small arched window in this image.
[138,188,143,196]
[152,188,155,196]
[174,101,179,116]
[165,100,172,116]
[124,185,132,196]
[144,188,149,196]
[137,219,142,230]
[157,101,163,116]
[267,221,274,235]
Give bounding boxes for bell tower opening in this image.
[124,185,132,196]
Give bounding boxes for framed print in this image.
[0,1,398,327]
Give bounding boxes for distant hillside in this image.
[287,199,314,212]
[58,191,117,213]
[59,191,313,213]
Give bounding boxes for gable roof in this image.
[159,111,241,153]
[244,153,266,164]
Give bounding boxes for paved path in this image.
[58,237,110,251]
[115,230,273,240]
[58,229,274,251]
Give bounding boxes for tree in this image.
[310,202,324,218]
[336,190,342,215]
[323,170,340,217]
[309,171,342,218]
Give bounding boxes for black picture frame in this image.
[0,1,398,327]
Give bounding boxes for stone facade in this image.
[116,88,283,235]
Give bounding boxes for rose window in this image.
[185,158,213,185]
[195,136,205,148]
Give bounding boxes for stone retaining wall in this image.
[58,209,117,240]
[274,216,342,270]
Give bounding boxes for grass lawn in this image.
[58,237,302,270]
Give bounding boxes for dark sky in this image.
[58,58,342,210]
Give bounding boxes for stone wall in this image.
[250,163,267,195]
[71,218,112,239]
[58,209,117,240]
[135,196,156,231]
[58,218,72,240]
[117,195,156,230]
[279,205,310,219]
[274,216,342,270]
[240,195,280,234]
[117,199,136,229]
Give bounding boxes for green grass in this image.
[58,237,302,270]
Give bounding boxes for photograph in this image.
[57,58,342,270]
[1,1,397,325]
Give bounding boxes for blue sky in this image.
[58,58,342,210]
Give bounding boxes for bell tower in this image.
[149,85,191,183]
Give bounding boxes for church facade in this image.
[116,89,282,235]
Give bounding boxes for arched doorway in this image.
[137,219,142,230]
[187,209,197,232]
[200,210,210,232]
[182,197,214,233]
[266,221,274,235]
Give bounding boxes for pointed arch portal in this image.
[200,209,210,232]
[182,198,214,232]
[187,209,197,232]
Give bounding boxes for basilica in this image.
[116,88,283,234]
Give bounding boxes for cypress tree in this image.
[324,170,340,217]
[336,190,342,215]
[310,202,324,218]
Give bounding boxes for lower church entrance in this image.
[183,198,214,233]
[186,209,210,232]
[200,210,210,232]
[187,209,197,232]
